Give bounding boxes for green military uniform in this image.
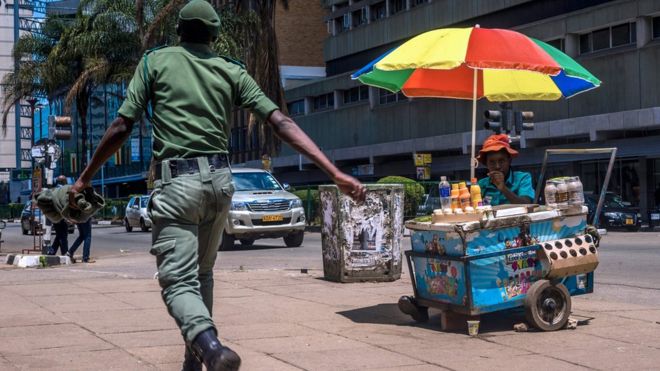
[118,42,278,344]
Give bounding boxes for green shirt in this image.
[118,42,279,161]
[478,171,535,206]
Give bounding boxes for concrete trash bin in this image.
[319,184,404,282]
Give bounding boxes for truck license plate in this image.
[262,215,283,222]
[625,218,633,225]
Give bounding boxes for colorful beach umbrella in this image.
[352,26,601,178]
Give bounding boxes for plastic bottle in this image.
[439,176,452,212]
[568,176,584,206]
[544,180,557,208]
[555,178,569,207]
[459,182,471,211]
[450,183,460,211]
[470,178,483,209]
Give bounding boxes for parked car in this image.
[221,168,306,250]
[20,201,74,235]
[585,192,642,231]
[125,195,152,232]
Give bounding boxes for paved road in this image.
[2,223,659,306]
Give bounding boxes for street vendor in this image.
[477,134,534,206]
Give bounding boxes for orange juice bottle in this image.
[459,182,471,210]
[450,183,460,211]
[470,178,483,208]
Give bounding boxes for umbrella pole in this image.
[470,68,477,180]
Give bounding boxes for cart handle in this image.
[533,147,617,228]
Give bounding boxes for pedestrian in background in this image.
[48,175,69,256]
[67,218,93,263]
[69,1,366,370]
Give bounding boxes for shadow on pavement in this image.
[336,304,535,335]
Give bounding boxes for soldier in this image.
[69,1,366,370]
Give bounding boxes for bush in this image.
[292,188,320,225]
[377,176,425,218]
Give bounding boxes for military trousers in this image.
[148,156,234,344]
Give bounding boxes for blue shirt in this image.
[478,171,535,206]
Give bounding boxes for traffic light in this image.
[49,115,72,140]
[484,110,503,133]
[514,111,534,135]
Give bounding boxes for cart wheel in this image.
[524,279,571,331]
[398,296,429,323]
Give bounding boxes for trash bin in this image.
[319,184,404,282]
[649,209,660,230]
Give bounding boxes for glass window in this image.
[654,17,660,39]
[411,0,427,7]
[232,172,282,191]
[592,27,610,51]
[313,93,334,111]
[611,23,632,47]
[140,197,149,208]
[343,86,369,105]
[546,38,564,51]
[391,0,406,14]
[378,89,406,105]
[352,7,367,28]
[579,33,591,54]
[287,99,305,116]
[371,1,386,21]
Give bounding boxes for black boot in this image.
[191,329,241,371]
[181,346,202,371]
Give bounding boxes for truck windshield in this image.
[232,172,282,191]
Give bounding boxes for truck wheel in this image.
[283,231,304,247]
[524,279,571,331]
[219,232,235,251]
[125,218,133,232]
[240,239,255,246]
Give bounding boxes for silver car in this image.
[221,168,306,250]
[125,195,152,232]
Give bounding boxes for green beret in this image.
[179,0,220,36]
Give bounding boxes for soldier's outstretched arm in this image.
[69,116,135,197]
[267,110,366,202]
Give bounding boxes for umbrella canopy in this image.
[352,27,601,101]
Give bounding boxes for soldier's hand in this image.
[334,173,366,202]
[68,179,91,209]
[488,171,506,191]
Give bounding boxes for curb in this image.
[5,254,71,268]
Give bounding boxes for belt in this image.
[154,154,229,180]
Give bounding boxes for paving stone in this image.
[72,308,176,334]
[5,349,154,370]
[0,324,114,356]
[30,293,136,313]
[219,322,317,341]
[237,333,369,354]
[271,346,420,371]
[100,329,183,348]
[105,291,164,309]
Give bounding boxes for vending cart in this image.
[399,148,616,331]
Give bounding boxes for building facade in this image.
[251,0,660,221]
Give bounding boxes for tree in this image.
[1,17,69,135]
[213,0,289,158]
[61,0,186,169]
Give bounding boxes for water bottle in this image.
[439,176,451,211]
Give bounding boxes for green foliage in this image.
[0,203,25,219]
[292,188,320,225]
[377,176,425,218]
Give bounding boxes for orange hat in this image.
[477,134,518,164]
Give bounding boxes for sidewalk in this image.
[1,255,659,370]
